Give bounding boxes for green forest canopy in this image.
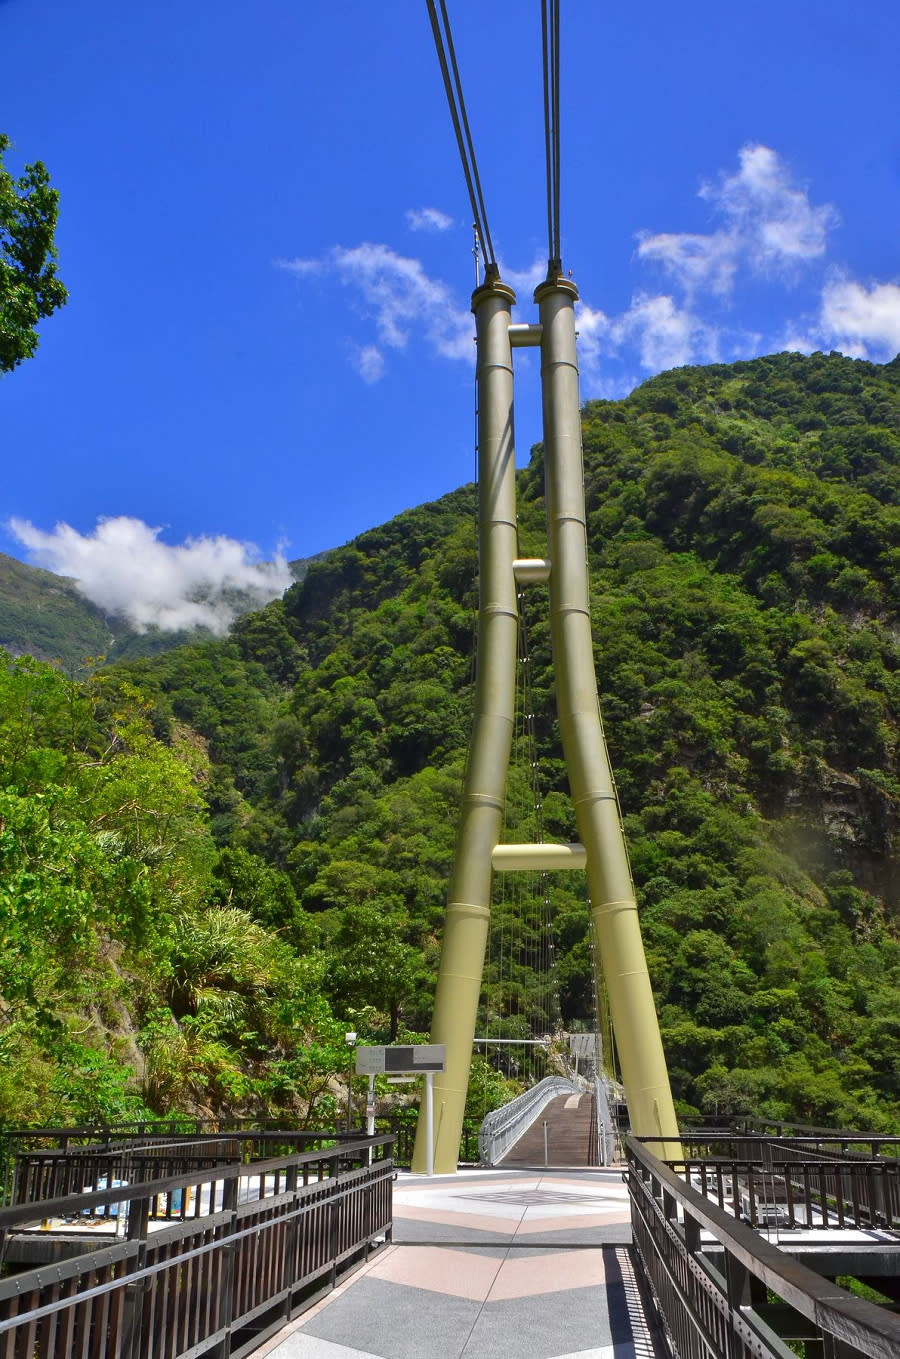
[1,349,898,1134]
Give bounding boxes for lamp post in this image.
[345,1031,357,1134]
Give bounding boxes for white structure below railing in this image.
[594,1076,621,1165]
[478,1076,583,1166]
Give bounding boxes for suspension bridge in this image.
[1,4,899,1357]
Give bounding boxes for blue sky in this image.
[1,0,898,631]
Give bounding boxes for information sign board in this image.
[356,1044,446,1075]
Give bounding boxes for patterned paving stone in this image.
[261,1170,665,1359]
[453,1189,615,1207]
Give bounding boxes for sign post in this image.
[424,1071,434,1177]
[366,1074,376,1136]
[356,1045,446,1176]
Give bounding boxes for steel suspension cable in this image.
[541,0,562,274]
[425,0,499,280]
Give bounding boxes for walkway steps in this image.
[256,1167,668,1359]
[501,1092,599,1168]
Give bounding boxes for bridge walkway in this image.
[256,1166,667,1359]
[500,1091,598,1168]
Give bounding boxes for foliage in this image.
[0,553,113,667]
[3,350,900,1135]
[0,553,319,674]
[0,134,67,372]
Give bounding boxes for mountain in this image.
[0,552,114,667]
[2,349,899,1134]
[0,551,326,670]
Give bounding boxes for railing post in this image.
[121,1194,150,1359]
[282,1162,299,1321]
[212,1175,239,1359]
[329,1185,339,1288]
[725,1248,751,1356]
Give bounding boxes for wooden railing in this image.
[627,1136,900,1359]
[0,1135,393,1359]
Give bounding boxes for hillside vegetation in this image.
[0,552,322,671]
[1,350,898,1133]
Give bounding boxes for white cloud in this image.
[501,254,547,296]
[280,243,473,377]
[8,516,292,635]
[612,293,720,371]
[638,144,838,298]
[780,331,818,356]
[356,344,386,383]
[406,206,453,232]
[709,145,837,267]
[281,146,882,394]
[576,294,720,378]
[274,254,320,277]
[637,230,737,298]
[780,275,900,360]
[818,277,900,358]
[574,301,612,373]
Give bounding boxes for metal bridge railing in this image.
[0,1134,393,1359]
[0,1121,364,1209]
[593,1076,619,1165]
[657,1133,900,1231]
[7,1130,350,1211]
[478,1075,582,1166]
[626,1135,900,1359]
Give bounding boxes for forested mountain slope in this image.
[0,553,114,666]
[0,552,323,670]
[2,350,898,1132]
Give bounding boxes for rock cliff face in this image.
[784,764,898,907]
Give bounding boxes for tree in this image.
[324,905,419,1040]
[0,134,67,371]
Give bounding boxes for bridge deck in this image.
[256,1167,666,1359]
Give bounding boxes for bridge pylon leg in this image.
[534,276,680,1158]
[411,278,519,1175]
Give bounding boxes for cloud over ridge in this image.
[818,277,900,357]
[8,516,292,635]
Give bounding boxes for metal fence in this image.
[8,1131,354,1210]
[0,1122,346,1209]
[592,1077,618,1165]
[655,1133,900,1233]
[477,1076,582,1165]
[0,1134,393,1359]
[680,1129,900,1163]
[0,1114,482,1206]
[626,1135,900,1359]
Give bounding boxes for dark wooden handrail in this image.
[627,1135,900,1359]
[0,1135,390,1229]
[0,1134,394,1358]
